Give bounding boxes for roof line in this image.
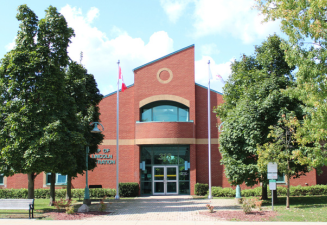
[102,84,134,99]
[133,44,194,72]
[195,83,223,95]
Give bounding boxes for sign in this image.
[92,149,116,165]
[269,179,276,190]
[267,162,278,180]
[267,172,278,179]
[268,162,277,173]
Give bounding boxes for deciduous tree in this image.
[214,35,304,199]
[255,0,327,169]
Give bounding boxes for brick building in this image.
[1,45,326,195]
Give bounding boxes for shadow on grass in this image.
[262,196,327,207]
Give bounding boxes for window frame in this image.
[140,101,189,122]
[0,174,4,185]
[276,173,286,184]
[46,173,67,185]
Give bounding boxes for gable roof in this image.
[133,44,194,72]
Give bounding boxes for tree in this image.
[255,0,327,169]
[214,35,305,200]
[62,61,103,199]
[0,5,103,203]
[257,113,309,208]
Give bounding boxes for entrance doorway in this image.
[153,166,178,195]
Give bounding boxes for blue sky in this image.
[0,0,283,95]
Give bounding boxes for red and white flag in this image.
[119,66,127,92]
[213,74,225,84]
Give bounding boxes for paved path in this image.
[87,196,240,221]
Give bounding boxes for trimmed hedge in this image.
[0,188,115,199]
[119,182,139,197]
[195,183,208,196]
[195,184,327,197]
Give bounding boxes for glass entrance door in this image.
[153,166,178,195]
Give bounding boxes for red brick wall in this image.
[134,46,196,125]
[99,86,135,140]
[194,85,225,188]
[135,122,194,139]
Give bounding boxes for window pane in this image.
[57,174,67,184]
[46,173,51,184]
[179,182,190,194]
[153,105,177,122]
[277,174,285,182]
[141,182,152,194]
[178,108,188,121]
[0,174,3,185]
[141,108,152,122]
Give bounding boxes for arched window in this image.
[140,101,189,122]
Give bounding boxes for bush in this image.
[212,186,235,197]
[0,188,116,199]
[119,183,139,197]
[195,183,209,196]
[242,187,262,197]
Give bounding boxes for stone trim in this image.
[139,95,190,108]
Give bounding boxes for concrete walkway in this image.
[0,196,326,225]
[87,195,240,221]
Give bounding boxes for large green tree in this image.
[0,5,103,201]
[214,35,306,199]
[255,0,327,169]
[63,61,103,200]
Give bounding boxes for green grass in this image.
[1,196,327,221]
[0,198,84,219]
[262,196,327,222]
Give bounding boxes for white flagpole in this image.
[115,60,120,199]
[208,60,212,199]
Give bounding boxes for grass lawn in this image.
[0,198,85,219]
[262,196,327,222]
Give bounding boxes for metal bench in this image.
[0,199,34,218]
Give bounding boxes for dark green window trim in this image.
[0,174,3,185]
[276,174,285,183]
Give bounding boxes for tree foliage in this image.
[0,5,103,199]
[214,35,305,187]
[257,113,309,208]
[255,0,327,168]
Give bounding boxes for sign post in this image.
[267,162,278,211]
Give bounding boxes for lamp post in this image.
[83,122,104,205]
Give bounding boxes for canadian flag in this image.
[119,66,127,92]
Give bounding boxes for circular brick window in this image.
[157,68,173,84]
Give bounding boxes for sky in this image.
[0,0,283,96]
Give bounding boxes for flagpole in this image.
[208,60,212,199]
[115,60,120,200]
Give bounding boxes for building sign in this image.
[91,149,115,165]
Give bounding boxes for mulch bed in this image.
[44,211,111,220]
[200,210,278,221]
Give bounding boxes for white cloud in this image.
[160,0,192,23]
[200,43,219,55]
[195,56,233,93]
[60,5,174,95]
[5,38,15,51]
[193,0,281,44]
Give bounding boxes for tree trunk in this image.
[66,175,72,200]
[262,183,268,200]
[49,173,56,206]
[27,173,35,199]
[286,160,290,209]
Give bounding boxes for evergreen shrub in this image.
[194,183,209,196]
